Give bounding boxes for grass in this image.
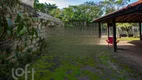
[20,35,142,80]
[118,37,139,41]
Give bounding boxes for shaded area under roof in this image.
[92,1,142,23]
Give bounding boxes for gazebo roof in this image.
[92,1,142,23]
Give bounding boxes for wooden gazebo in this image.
[92,1,142,52]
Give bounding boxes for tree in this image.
[34,0,46,12]
[50,8,62,19]
[117,23,133,37]
[49,0,131,28]
[45,3,57,13]
[79,2,104,22]
[99,0,130,14]
[57,1,104,22]
[34,0,57,13]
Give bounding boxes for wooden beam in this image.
[100,21,142,23]
[116,21,142,23]
[98,22,101,38]
[139,22,142,40]
[112,20,117,52]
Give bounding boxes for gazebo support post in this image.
[139,22,142,40]
[112,20,117,52]
[98,22,101,38]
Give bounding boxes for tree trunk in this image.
[126,31,129,37]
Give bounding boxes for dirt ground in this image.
[99,36,142,73]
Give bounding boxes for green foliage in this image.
[24,36,142,80]
[50,8,62,19]
[100,0,130,14]
[117,23,133,37]
[49,0,130,26]
[34,0,57,13]
[59,3,103,22]
[0,0,45,79]
[117,23,132,28]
